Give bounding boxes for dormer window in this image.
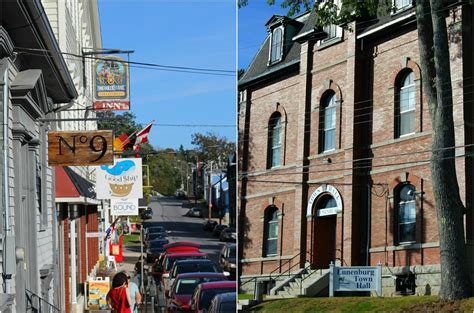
[393,0,412,12]
[269,27,283,64]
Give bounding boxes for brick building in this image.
[238,2,474,297]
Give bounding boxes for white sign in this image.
[86,232,106,238]
[317,207,339,217]
[330,263,382,296]
[111,198,139,216]
[96,158,143,199]
[306,184,343,217]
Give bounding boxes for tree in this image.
[191,132,235,166]
[248,0,471,300]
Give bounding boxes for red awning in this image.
[55,167,80,198]
[55,167,97,204]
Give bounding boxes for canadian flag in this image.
[133,122,153,151]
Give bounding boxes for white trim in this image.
[306,184,343,217]
[357,12,416,39]
[56,196,100,205]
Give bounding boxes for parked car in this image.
[146,239,170,263]
[166,272,227,312]
[164,259,228,294]
[143,226,167,242]
[175,189,186,199]
[208,292,236,313]
[219,227,236,242]
[219,243,236,279]
[162,252,208,275]
[202,219,217,231]
[212,224,228,237]
[185,207,203,218]
[144,232,168,248]
[140,207,153,219]
[189,281,237,313]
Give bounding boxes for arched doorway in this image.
[306,185,342,269]
[312,195,337,268]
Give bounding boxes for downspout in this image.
[366,182,371,266]
[2,62,10,293]
[70,205,77,306]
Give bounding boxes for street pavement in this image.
[118,196,226,312]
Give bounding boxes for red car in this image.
[166,272,227,312]
[161,251,209,291]
[159,242,201,264]
[189,281,237,313]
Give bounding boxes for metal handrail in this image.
[269,251,312,284]
[25,288,60,312]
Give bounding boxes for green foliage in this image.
[97,111,142,136]
[146,151,181,196]
[238,68,246,80]
[191,132,235,164]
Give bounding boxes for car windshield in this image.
[172,263,219,278]
[220,301,236,312]
[175,277,224,295]
[165,255,207,271]
[148,233,166,240]
[229,246,236,258]
[149,241,167,248]
[199,288,235,310]
[148,226,165,233]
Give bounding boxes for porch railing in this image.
[25,289,60,313]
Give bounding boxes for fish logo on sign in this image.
[101,160,137,197]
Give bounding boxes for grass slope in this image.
[247,296,474,312]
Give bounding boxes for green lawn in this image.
[247,296,474,312]
[122,233,140,246]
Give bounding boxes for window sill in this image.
[395,132,416,141]
[268,59,283,66]
[317,37,343,51]
[309,148,343,159]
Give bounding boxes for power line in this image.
[14,47,235,75]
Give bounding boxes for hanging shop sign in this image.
[329,263,382,297]
[96,158,143,199]
[93,56,130,110]
[48,130,113,166]
[110,198,139,216]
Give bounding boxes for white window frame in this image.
[268,26,284,65]
[398,72,416,138]
[392,0,413,13]
[270,116,282,168]
[322,93,336,152]
[397,185,416,244]
[266,210,279,256]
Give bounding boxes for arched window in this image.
[268,113,282,168]
[320,92,336,152]
[264,207,279,256]
[396,71,416,138]
[270,27,283,63]
[397,184,416,244]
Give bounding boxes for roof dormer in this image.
[265,15,301,66]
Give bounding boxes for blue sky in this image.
[99,0,236,149]
[238,2,289,70]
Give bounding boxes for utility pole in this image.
[208,161,213,220]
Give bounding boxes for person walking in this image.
[127,274,142,313]
[107,272,132,313]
